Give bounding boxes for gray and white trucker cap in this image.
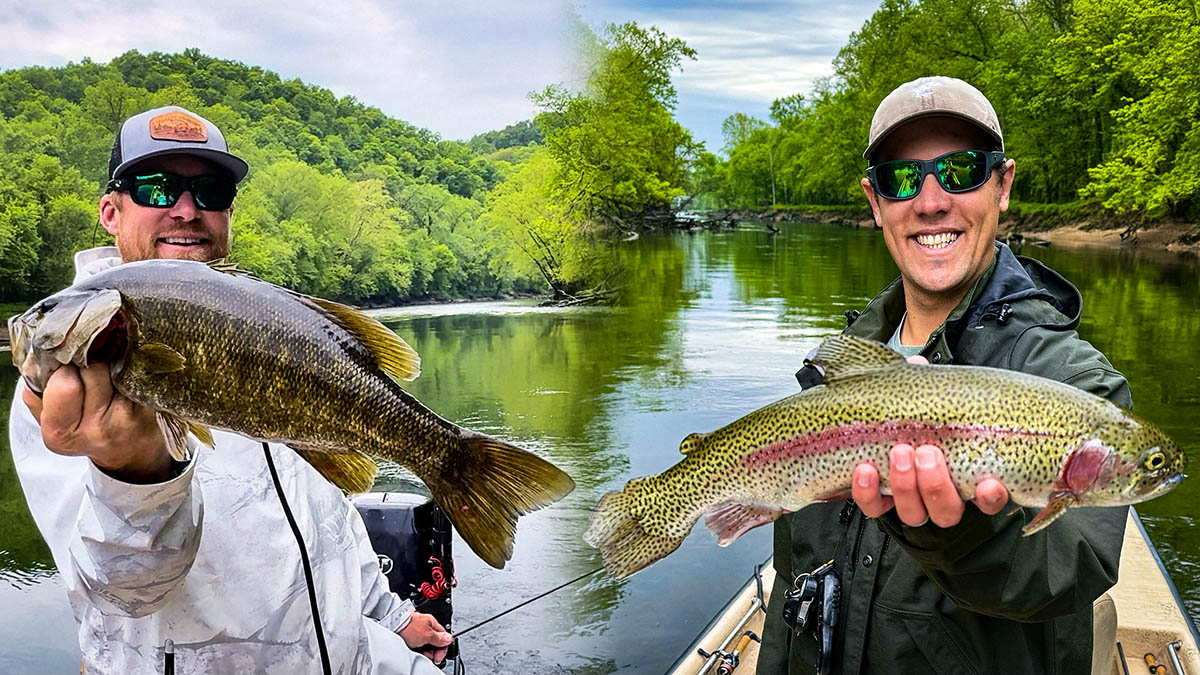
[864,77,1003,160]
[108,106,249,182]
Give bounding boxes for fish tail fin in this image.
[584,477,693,579]
[433,434,575,569]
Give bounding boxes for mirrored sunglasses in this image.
[106,172,237,211]
[867,150,1005,200]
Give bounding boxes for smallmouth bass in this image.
[10,259,575,569]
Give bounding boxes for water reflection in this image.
[0,225,1197,672]
[1012,242,1200,619]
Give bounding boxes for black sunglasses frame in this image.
[866,150,1006,201]
[105,172,237,211]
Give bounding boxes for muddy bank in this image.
[998,221,1200,257]
[700,207,1199,257]
[699,207,874,229]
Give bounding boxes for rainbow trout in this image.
[585,335,1185,578]
[10,259,574,569]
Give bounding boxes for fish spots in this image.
[740,421,1061,470]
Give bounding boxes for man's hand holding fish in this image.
[22,361,174,484]
[851,356,1011,529]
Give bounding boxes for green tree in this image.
[532,21,699,228]
[480,150,614,298]
[1070,0,1200,216]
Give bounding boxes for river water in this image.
[1,223,1198,673]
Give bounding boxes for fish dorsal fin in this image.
[807,335,905,384]
[680,432,707,455]
[206,259,259,279]
[305,297,421,382]
[288,444,379,494]
[203,260,420,381]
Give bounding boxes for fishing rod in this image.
[454,566,603,637]
[698,631,760,675]
[691,563,769,675]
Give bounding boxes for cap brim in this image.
[863,110,1004,160]
[111,148,249,183]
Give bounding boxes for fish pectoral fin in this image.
[188,423,214,448]
[807,335,905,384]
[155,412,192,461]
[288,445,379,494]
[135,343,186,373]
[304,296,421,382]
[703,501,787,547]
[1022,491,1076,536]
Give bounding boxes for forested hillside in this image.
[0,48,529,304]
[0,24,698,306]
[706,0,1200,225]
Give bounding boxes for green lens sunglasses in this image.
[867,150,1005,200]
[106,172,237,211]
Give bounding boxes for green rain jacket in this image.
[757,242,1132,675]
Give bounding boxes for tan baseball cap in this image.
[863,76,1003,160]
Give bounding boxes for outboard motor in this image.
[353,492,457,663]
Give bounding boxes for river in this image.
[1,222,1198,673]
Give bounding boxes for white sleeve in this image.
[9,383,203,617]
[349,497,415,632]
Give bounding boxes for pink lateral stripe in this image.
[741,421,1061,469]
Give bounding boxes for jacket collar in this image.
[848,242,1082,362]
[73,246,123,284]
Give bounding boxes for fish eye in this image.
[1142,448,1166,472]
[37,299,58,314]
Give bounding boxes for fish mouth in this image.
[912,230,961,250]
[1132,472,1184,501]
[11,289,124,392]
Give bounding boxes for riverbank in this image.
[999,221,1200,257]
[698,206,1199,257]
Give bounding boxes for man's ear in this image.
[997,158,1016,212]
[99,193,121,236]
[861,177,882,226]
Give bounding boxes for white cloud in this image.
[0,0,575,140]
[0,0,880,150]
[578,0,879,151]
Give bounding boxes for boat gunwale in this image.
[666,555,772,674]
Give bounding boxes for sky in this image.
[0,0,880,152]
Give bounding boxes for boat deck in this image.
[672,509,1199,675]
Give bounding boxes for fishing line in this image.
[263,442,332,675]
[454,566,603,637]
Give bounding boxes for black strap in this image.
[263,442,332,675]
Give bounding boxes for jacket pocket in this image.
[869,604,981,675]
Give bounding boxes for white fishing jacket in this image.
[9,248,434,675]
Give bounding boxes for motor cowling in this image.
[353,492,456,659]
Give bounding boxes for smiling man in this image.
[758,78,1133,675]
[11,106,451,674]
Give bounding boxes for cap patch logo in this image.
[148,111,208,143]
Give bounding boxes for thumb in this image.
[435,631,453,646]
